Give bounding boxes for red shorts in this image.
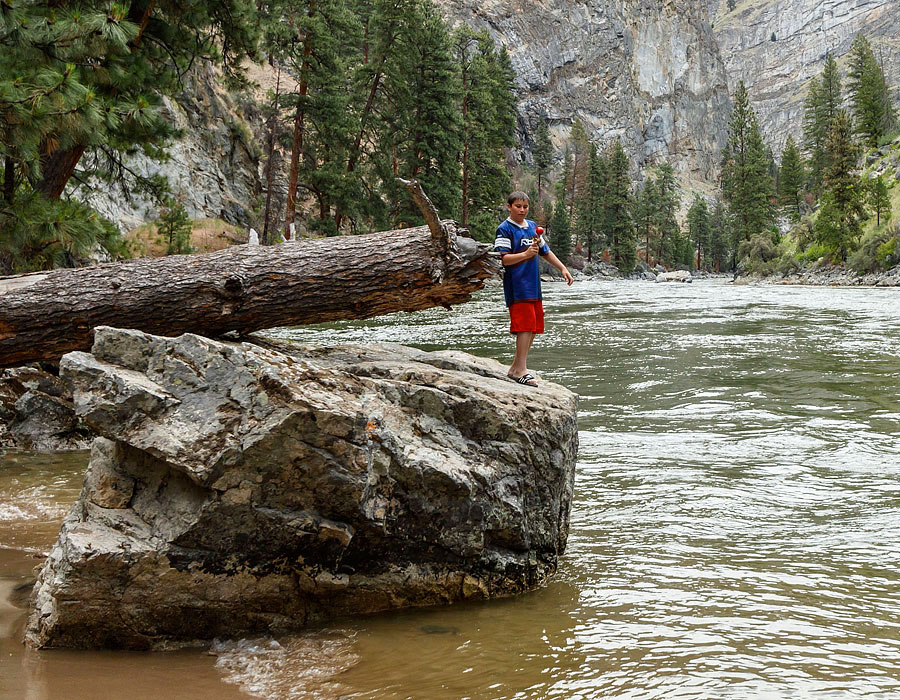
[509,300,545,334]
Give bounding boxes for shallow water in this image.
[3,279,900,699]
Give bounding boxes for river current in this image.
[2,279,900,699]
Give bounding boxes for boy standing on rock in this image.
[494,191,573,387]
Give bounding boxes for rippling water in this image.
[3,279,900,699]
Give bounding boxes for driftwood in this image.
[0,220,498,368]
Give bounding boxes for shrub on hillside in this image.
[847,225,900,271]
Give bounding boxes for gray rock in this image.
[657,270,693,283]
[26,327,578,650]
[0,367,93,451]
[711,0,900,153]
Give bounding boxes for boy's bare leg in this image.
[509,331,536,379]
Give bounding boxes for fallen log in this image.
[0,220,498,368]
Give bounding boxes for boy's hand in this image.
[523,241,540,259]
[562,268,575,285]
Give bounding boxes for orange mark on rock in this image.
[365,420,378,439]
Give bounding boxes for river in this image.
[2,279,900,699]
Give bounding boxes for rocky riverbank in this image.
[25,327,578,650]
[736,263,900,287]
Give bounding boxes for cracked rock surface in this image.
[26,327,577,649]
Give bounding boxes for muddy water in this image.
[3,279,900,699]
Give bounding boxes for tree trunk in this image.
[262,63,282,246]
[285,7,314,238]
[3,156,14,205]
[35,146,86,199]
[0,221,497,368]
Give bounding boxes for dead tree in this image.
[0,219,497,368]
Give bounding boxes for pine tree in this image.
[802,54,843,189]
[816,110,866,259]
[720,81,775,244]
[651,163,681,266]
[778,134,806,215]
[869,175,892,227]
[847,33,896,147]
[453,27,516,240]
[802,77,826,187]
[603,141,635,273]
[0,0,257,271]
[575,145,605,262]
[567,119,591,224]
[381,1,461,227]
[282,0,362,236]
[686,194,711,270]
[549,179,572,263]
[633,178,656,265]
[158,199,194,255]
[708,197,731,273]
[534,117,553,214]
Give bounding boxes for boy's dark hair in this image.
[507,191,529,205]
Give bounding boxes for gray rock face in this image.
[711,0,900,151]
[78,67,262,232]
[26,327,577,650]
[0,367,92,451]
[437,0,731,182]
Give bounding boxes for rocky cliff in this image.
[436,0,732,183]
[26,327,578,649]
[710,0,900,151]
[83,1,900,230]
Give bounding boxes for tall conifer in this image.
[720,81,774,243]
[549,179,572,263]
[778,134,806,215]
[604,141,635,273]
[687,194,711,270]
[534,118,553,217]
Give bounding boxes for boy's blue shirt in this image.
[494,218,550,307]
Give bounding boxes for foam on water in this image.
[212,633,359,699]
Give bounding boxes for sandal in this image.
[508,372,538,387]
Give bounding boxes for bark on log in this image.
[0,220,498,368]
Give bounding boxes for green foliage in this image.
[868,174,892,227]
[778,134,806,216]
[847,225,900,271]
[816,111,867,259]
[574,144,605,261]
[708,198,732,272]
[737,231,779,273]
[876,234,898,267]
[686,193,711,269]
[0,192,122,274]
[847,34,897,148]
[813,191,853,259]
[0,0,258,269]
[603,141,635,273]
[802,55,843,190]
[454,26,516,239]
[720,81,775,243]
[632,178,655,266]
[534,117,553,208]
[648,163,681,267]
[158,199,194,255]
[795,240,834,265]
[549,179,572,263]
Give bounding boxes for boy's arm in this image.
[543,250,575,285]
[501,243,540,266]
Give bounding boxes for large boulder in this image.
[26,327,578,650]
